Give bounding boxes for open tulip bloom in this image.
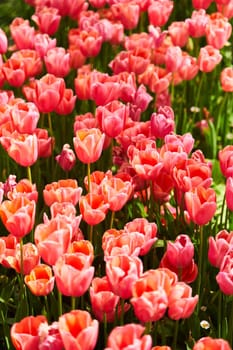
[0,0,233,349]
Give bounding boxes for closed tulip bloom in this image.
[111,2,140,30]
[167,282,198,320]
[23,73,65,113]
[34,33,57,58]
[150,109,175,139]
[193,337,232,350]
[0,196,36,238]
[226,177,233,211]
[106,255,143,299]
[186,9,209,37]
[178,54,199,81]
[53,253,94,297]
[34,128,54,159]
[10,18,35,50]
[192,0,212,9]
[31,6,61,36]
[185,185,216,225]
[168,21,189,47]
[165,235,194,269]
[55,88,77,115]
[55,144,76,172]
[15,242,40,275]
[96,100,128,138]
[206,15,232,49]
[73,128,105,164]
[220,67,233,92]
[160,254,198,283]
[58,310,99,350]
[124,218,157,256]
[44,47,71,78]
[10,101,40,134]
[34,216,72,266]
[25,263,55,296]
[208,230,233,268]
[91,81,121,106]
[198,45,222,72]
[148,0,174,27]
[219,145,233,177]
[90,276,120,322]
[79,193,109,226]
[216,251,233,295]
[217,1,233,19]
[105,324,152,350]
[43,179,82,206]
[11,315,48,350]
[0,28,8,54]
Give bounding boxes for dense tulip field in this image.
[1,0,233,349]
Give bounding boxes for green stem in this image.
[71,296,76,310]
[120,298,125,325]
[103,312,108,346]
[48,112,53,137]
[109,211,115,229]
[145,321,152,334]
[216,93,228,141]
[88,225,93,243]
[87,163,91,193]
[27,166,32,183]
[195,72,205,113]
[218,291,222,338]
[228,296,233,345]
[58,291,63,316]
[172,320,179,350]
[197,225,204,314]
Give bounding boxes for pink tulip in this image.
[208,230,233,268]
[167,282,198,320]
[10,101,40,134]
[53,253,94,297]
[31,6,61,36]
[198,45,222,72]
[193,337,231,350]
[44,47,71,78]
[148,0,174,27]
[219,145,233,177]
[79,193,109,226]
[216,251,233,295]
[0,28,7,54]
[220,67,233,92]
[10,17,35,50]
[43,179,82,206]
[106,255,143,299]
[111,2,140,30]
[105,324,152,350]
[55,144,76,172]
[58,310,98,350]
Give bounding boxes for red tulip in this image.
[31,6,61,36]
[111,2,140,30]
[58,310,99,350]
[148,0,173,27]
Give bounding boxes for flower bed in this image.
[0,0,233,349]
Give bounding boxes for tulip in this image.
[0,28,8,54]
[34,33,57,58]
[90,276,120,322]
[79,193,109,226]
[106,255,143,299]
[111,2,140,30]
[55,88,77,115]
[148,0,174,27]
[31,6,61,36]
[53,253,94,297]
[58,310,99,350]
[25,264,55,296]
[168,21,189,47]
[219,145,233,177]
[186,9,209,38]
[185,185,217,225]
[34,128,54,159]
[226,177,233,211]
[10,101,40,134]
[2,58,26,87]
[10,49,43,79]
[193,337,231,350]
[198,45,222,73]
[0,196,36,238]
[43,179,82,206]
[167,282,198,320]
[10,315,48,350]
[10,17,35,50]
[206,15,232,49]
[34,216,72,266]
[55,144,76,172]
[6,178,38,202]
[105,324,152,350]
[220,67,233,92]
[208,230,233,268]
[44,47,71,78]
[216,251,233,295]
[101,176,132,212]
[73,128,105,164]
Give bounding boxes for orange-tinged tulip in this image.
[25,264,55,296]
[58,310,99,350]
[79,193,109,226]
[193,337,232,350]
[0,196,36,238]
[43,179,82,206]
[73,128,105,164]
